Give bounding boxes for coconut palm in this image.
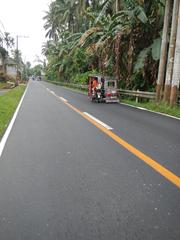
[4,32,14,50]
[12,49,23,86]
[43,1,62,41]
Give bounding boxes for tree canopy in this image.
[43,0,165,90]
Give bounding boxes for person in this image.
[96,82,102,90]
[92,78,98,95]
[92,78,98,89]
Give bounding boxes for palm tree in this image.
[12,49,23,86]
[4,32,14,50]
[78,0,148,78]
[170,2,180,106]
[156,0,172,102]
[43,0,167,93]
[164,0,179,103]
[43,1,61,41]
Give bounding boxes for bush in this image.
[73,72,89,84]
[0,72,15,83]
[73,70,99,85]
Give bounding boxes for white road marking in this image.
[137,107,146,110]
[0,83,29,158]
[59,97,68,102]
[121,102,180,120]
[56,85,179,121]
[83,112,113,130]
[46,88,68,103]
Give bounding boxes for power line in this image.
[0,19,6,32]
[0,19,5,42]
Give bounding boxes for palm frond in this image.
[78,27,101,46]
[95,0,112,24]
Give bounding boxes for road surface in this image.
[0,80,179,240]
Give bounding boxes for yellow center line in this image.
[50,90,180,188]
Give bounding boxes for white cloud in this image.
[0,0,51,65]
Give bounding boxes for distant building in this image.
[6,58,17,77]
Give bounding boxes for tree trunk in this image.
[114,0,122,81]
[2,58,6,73]
[170,2,180,107]
[114,32,122,81]
[126,35,134,87]
[115,0,119,12]
[164,0,179,103]
[15,69,20,87]
[156,0,172,102]
[114,0,122,13]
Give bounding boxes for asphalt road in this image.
[0,80,179,240]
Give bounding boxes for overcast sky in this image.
[0,0,51,65]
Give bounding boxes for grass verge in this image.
[0,85,26,138]
[121,99,180,118]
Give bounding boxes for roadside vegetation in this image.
[0,86,26,138]
[121,99,180,118]
[0,82,8,89]
[43,0,180,108]
[43,0,162,90]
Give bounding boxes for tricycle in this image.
[88,75,119,103]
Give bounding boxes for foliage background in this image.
[43,0,165,91]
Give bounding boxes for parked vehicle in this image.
[88,75,119,103]
[36,76,41,81]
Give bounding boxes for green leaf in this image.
[150,37,161,61]
[134,6,148,24]
[134,47,150,72]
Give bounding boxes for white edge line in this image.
[0,83,29,158]
[120,102,180,121]
[137,107,146,110]
[83,112,113,130]
[53,86,179,121]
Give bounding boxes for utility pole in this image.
[15,35,29,86]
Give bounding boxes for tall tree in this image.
[4,32,14,50]
[156,0,172,102]
[43,0,167,95]
[164,0,179,103]
[170,2,180,106]
[12,49,22,86]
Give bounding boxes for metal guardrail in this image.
[118,89,155,99]
[45,80,180,104]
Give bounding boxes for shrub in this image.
[0,72,15,83]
